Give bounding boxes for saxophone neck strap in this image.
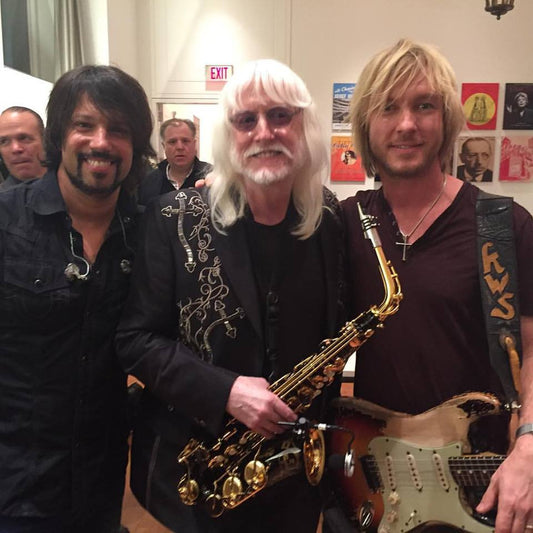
[476,189,522,409]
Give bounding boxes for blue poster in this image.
[332,83,355,131]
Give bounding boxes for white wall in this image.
[0,67,52,120]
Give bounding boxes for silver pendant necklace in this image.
[395,175,447,261]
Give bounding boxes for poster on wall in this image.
[330,136,365,182]
[461,83,498,130]
[499,135,533,181]
[332,83,355,131]
[454,135,495,182]
[503,84,533,130]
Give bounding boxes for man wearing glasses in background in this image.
[116,59,346,533]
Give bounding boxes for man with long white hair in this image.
[116,59,346,532]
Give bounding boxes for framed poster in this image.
[331,136,365,182]
[503,84,533,130]
[461,83,498,130]
[332,83,355,131]
[454,136,495,182]
[499,135,533,181]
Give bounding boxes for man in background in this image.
[457,137,493,182]
[340,39,533,533]
[0,65,154,532]
[138,117,212,205]
[0,106,46,190]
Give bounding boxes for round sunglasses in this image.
[230,107,301,132]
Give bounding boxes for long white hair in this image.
[209,59,329,239]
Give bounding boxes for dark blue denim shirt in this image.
[0,171,139,521]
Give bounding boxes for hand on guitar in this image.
[226,375,297,438]
[477,433,533,533]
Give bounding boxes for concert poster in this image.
[461,83,499,130]
[330,136,365,182]
[503,83,533,130]
[454,135,495,183]
[332,83,355,131]
[499,135,533,181]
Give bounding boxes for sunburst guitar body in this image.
[328,392,508,533]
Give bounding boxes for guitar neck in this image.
[361,453,506,491]
[449,454,505,487]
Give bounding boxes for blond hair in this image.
[350,39,465,176]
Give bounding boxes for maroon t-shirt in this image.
[342,182,533,414]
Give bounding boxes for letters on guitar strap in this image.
[476,189,522,409]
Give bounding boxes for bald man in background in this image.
[0,106,46,190]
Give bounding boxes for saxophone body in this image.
[177,204,402,517]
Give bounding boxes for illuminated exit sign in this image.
[206,65,233,91]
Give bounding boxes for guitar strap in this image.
[476,189,522,409]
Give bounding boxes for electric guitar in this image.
[328,392,509,533]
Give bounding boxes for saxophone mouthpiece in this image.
[357,203,381,248]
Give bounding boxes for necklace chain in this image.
[396,174,447,261]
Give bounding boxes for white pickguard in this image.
[369,437,494,533]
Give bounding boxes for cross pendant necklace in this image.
[395,175,447,262]
[396,234,411,262]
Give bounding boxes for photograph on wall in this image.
[332,83,355,131]
[461,83,498,130]
[454,135,495,182]
[503,84,533,130]
[330,136,365,182]
[499,135,533,181]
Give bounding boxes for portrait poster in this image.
[503,84,533,130]
[454,135,495,182]
[499,136,533,181]
[330,136,365,182]
[461,83,498,130]
[332,83,355,131]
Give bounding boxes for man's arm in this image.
[476,315,533,533]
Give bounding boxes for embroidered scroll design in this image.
[162,192,244,362]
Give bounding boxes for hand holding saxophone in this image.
[226,376,297,438]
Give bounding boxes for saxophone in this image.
[177,203,402,517]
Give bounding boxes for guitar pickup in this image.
[360,454,383,492]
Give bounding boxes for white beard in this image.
[230,142,303,185]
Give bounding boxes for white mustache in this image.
[244,143,293,159]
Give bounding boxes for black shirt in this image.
[138,157,213,206]
[0,172,138,521]
[244,206,327,385]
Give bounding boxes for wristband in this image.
[515,423,533,439]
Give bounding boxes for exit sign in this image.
[206,65,233,91]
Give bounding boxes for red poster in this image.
[461,83,499,130]
[330,136,365,182]
[499,136,533,181]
